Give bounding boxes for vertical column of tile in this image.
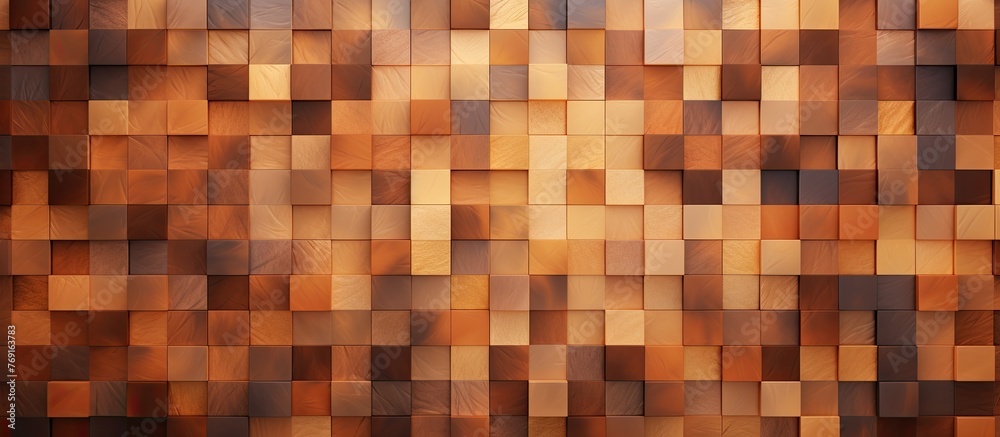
[603,22,643,432]
[486,0,530,430]
[526,63,571,427]
[294,2,341,434]
[800,0,843,411]
[528,0,570,429]
[564,1,606,433]
[758,54,799,298]
[46,26,88,416]
[49,15,92,398]
[247,14,294,308]
[448,2,491,432]
[409,0,452,431]
[9,0,53,313]
[912,14,958,343]
[759,1,800,434]
[482,2,524,424]
[877,0,922,428]
[240,24,292,426]
[531,0,572,427]
[874,0,917,313]
[329,0,374,432]
[251,17,305,435]
[410,276,450,434]
[840,2,888,422]
[332,0,377,433]
[167,1,210,286]
[42,0,96,417]
[370,0,416,431]
[682,2,727,434]
[515,0,555,427]
[951,0,995,333]
[564,16,606,434]
[204,35,253,434]
[165,21,211,419]
[717,5,763,435]
[908,9,961,429]
[371,5,414,427]
[129,1,180,418]
[454,271,499,429]
[8,1,52,319]
[251,0,294,434]
[758,56,799,305]
[799,2,842,382]
[86,0,147,429]
[290,138,332,432]
[976,0,1000,427]
[716,5,762,430]
[448,29,486,391]
[683,1,721,435]
[486,28,529,431]
[843,285,875,437]
[719,12,763,433]
[8,7,55,402]
[640,17,683,373]
[0,2,42,417]
[954,1,997,431]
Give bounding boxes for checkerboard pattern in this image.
[1,0,999,435]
